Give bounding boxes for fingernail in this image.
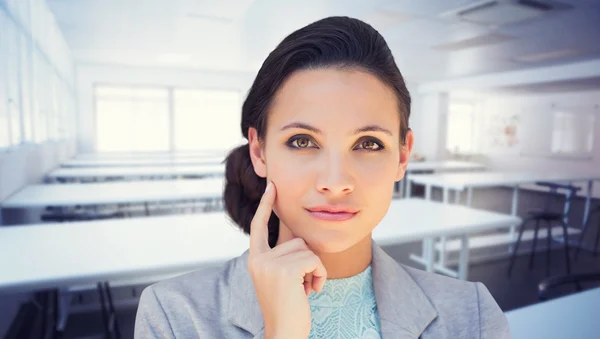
[265,181,272,192]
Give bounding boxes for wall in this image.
[477,89,600,197]
[75,63,256,153]
[409,92,449,160]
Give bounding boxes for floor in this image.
[5,186,600,338]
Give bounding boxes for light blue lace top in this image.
[307,265,381,339]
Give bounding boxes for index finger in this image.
[249,181,276,255]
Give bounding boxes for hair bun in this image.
[224,144,279,247]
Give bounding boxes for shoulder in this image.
[134,254,247,338]
[401,265,511,339]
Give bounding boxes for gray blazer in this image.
[135,242,510,338]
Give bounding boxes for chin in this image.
[303,232,359,254]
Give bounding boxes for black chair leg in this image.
[560,220,572,275]
[529,219,541,270]
[97,283,111,338]
[104,282,122,339]
[546,220,552,277]
[52,289,60,339]
[594,220,600,257]
[40,292,48,339]
[575,215,592,260]
[508,218,530,277]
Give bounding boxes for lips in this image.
[305,205,359,222]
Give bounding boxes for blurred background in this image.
[1,0,600,338]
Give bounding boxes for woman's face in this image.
[249,68,413,253]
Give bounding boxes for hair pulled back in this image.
[224,16,411,248]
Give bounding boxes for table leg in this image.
[425,238,434,272]
[466,187,473,207]
[509,185,520,241]
[458,235,470,280]
[56,290,71,332]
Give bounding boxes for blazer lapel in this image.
[372,241,438,339]
[226,250,266,338]
[226,242,438,339]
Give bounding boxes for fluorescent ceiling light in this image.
[513,49,581,62]
[440,0,571,26]
[433,33,516,51]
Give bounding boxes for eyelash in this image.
[285,135,385,152]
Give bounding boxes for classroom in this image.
[1,1,599,338]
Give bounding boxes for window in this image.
[173,89,242,151]
[0,11,9,148]
[20,31,34,142]
[1,0,77,148]
[5,15,22,146]
[95,86,170,152]
[551,110,596,155]
[446,103,476,154]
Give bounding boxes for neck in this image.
[276,223,372,279]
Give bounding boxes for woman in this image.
[135,16,510,339]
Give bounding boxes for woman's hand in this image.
[248,181,327,339]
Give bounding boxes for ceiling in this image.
[46,0,600,84]
[495,76,600,93]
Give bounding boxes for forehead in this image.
[268,68,400,132]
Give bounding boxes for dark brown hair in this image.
[224,16,411,248]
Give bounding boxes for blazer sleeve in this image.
[475,282,511,339]
[134,285,176,339]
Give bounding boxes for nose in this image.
[316,151,355,196]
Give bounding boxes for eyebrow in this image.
[281,122,393,136]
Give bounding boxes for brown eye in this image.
[286,135,316,149]
[294,138,310,148]
[360,140,380,150]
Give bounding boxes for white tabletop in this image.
[409,170,600,191]
[62,156,225,168]
[506,287,600,339]
[47,164,225,180]
[0,198,519,293]
[373,198,520,244]
[0,212,249,294]
[76,151,226,160]
[407,161,485,172]
[1,178,225,208]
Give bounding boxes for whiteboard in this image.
[519,104,598,159]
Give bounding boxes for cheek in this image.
[353,155,399,186]
[267,157,309,216]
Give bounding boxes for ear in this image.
[248,127,267,178]
[395,129,414,182]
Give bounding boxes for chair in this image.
[507,182,580,278]
[575,204,600,259]
[538,271,600,301]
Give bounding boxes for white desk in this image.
[47,164,225,181]
[409,170,600,226]
[62,156,225,168]
[76,151,225,160]
[407,160,486,172]
[0,212,248,294]
[399,161,486,197]
[506,287,600,339]
[376,199,520,279]
[408,170,600,275]
[1,178,225,208]
[0,198,519,294]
